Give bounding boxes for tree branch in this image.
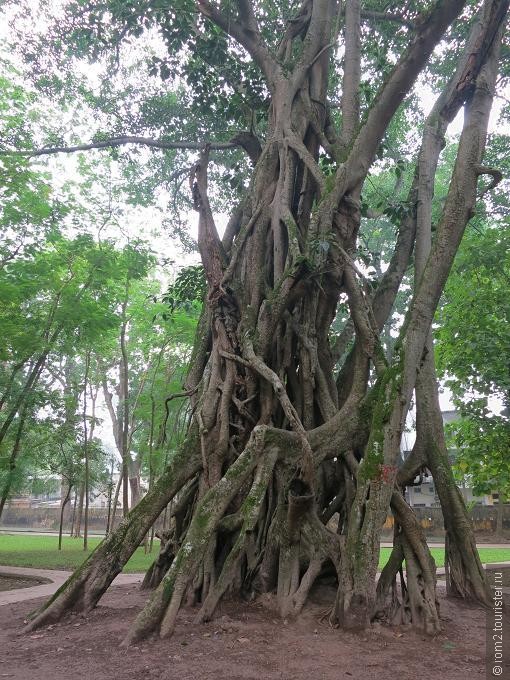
[475,164,503,197]
[197,0,280,89]
[192,146,227,298]
[0,136,237,158]
[360,10,415,30]
[341,0,468,193]
[340,0,362,148]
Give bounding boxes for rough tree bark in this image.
[23,0,507,644]
[412,0,507,606]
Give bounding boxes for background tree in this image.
[436,225,510,536]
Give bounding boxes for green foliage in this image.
[436,226,510,402]
[446,415,510,499]
[436,225,510,498]
[162,264,205,315]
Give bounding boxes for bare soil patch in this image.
[485,566,510,587]
[0,574,48,592]
[0,584,505,680]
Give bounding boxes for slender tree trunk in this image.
[74,481,85,538]
[0,403,29,520]
[110,470,123,533]
[120,278,131,516]
[105,457,115,535]
[495,489,505,536]
[83,351,91,551]
[69,490,78,537]
[58,484,72,551]
[147,394,156,553]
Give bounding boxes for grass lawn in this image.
[379,546,510,569]
[0,534,159,573]
[0,533,509,573]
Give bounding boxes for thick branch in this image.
[197,0,279,88]
[341,0,468,192]
[340,0,362,148]
[360,10,415,29]
[192,147,227,295]
[1,136,237,158]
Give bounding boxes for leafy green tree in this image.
[0,233,153,519]
[448,415,509,533]
[436,226,510,534]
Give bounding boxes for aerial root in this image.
[122,428,271,644]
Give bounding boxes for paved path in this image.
[0,565,144,606]
[380,542,510,549]
[2,561,510,607]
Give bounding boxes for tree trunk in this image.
[495,489,505,536]
[69,490,78,537]
[416,354,491,604]
[24,0,507,644]
[58,484,72,551]
[25,431,201,631]
[110,471,122,533]
[128,457,142,508]
[83,351,91,551]
[74,481,85,538]
[409,1,500,605]
[105,457,115,535]
[120,279,131,516]
[0,403,29,520]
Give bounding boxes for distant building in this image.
[401,409,493,507]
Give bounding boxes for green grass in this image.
[0,534,509,574]
[0,534,159,573]
[379,546,510,569]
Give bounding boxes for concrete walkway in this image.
[2,561,510,607]
[0,565,144,606]
[380,542,510,549]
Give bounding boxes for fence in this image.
[381,504,510,537]
[1,503,509,536]
[0,505,119,534]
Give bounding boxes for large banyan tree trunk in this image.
[26,0,507,643]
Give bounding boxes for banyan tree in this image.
[15,0,507,643]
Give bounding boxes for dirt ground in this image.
[0,582,506,680]
[0,575,46,592]
[486,566,510,587]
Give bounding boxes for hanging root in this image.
[276,478,343,618]
[445,528,490,604]
[24,436,201,632]
[376,491,441,635]
[195,446,279,623]
[141,529,178,591]
[141,476,199,591]
[400,532,440,635]
[374,528,406,625]
[122,426,269,645]
[442,492,491,606]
